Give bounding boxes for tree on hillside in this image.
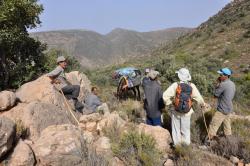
[0,0,45,90]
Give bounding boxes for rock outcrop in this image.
[0,91,16,111]
[66,71,91,102]
[0,117,16,158]
[33,124,87,166]
[16,71,91,106]
[15,76,64,105]
[93,136,111,155]
[2,102,72,141]
[137,123,172,152]
[97,112,126,134]
[8,140,35,166]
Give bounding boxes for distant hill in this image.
[30,28,191,68]
[154,0,250,73]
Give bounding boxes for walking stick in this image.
[201,105,210,140]
[57,88,80,125]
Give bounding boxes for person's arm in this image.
[47,67,62,84]
[93,96,102,107]
[158,86,165,109]
[163,83,177,106]
[191,83,205,105]
[214,83,225,98]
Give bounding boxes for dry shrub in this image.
[116,99,145,123]
[210,135,250,163]
[15,119,28,140]
[112,131,161,166]
[173,144,233,166]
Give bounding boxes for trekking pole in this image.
[201,106,210,140]
[58,88,80,125]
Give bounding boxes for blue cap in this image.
[217,68,232,76]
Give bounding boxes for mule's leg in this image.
[131,87,137,100]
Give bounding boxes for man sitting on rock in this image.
[47,56,83,112]
[84,87,109,115]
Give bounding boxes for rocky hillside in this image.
[30,28,191,68]
[153,0,250,74]
[1,71,247,166]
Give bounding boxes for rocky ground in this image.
[0,71,249,166]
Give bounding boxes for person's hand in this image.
[214,77,221,87]
[52,79,61,84]
[201,103,211,113]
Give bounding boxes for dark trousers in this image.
[146,116,162,126]
[62,85,80,100]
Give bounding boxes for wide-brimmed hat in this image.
[175,68,191,82]
[57,56,66,63]
[145,68,150,73]
[148,70,159,79]
[217,68,232,76]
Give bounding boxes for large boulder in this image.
[8,140,35,166]
[2,102,72,141]
[79,113,102,132]
[93,136,111,155]
[79,113,102,123]
[1,103,27,122]
[33,124,88,166]
[0,91,16,111]
[16,71,91,105]
[66,71,91,102]
[97,112,126,134]
[137,123,172,152]
[15,75,64,106]
[0,117,16,158]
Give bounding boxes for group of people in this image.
[142,67,235,146]
[48,56,236,146]
[47,56,109,115]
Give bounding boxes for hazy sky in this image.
[31,0,231,34]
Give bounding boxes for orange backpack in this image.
[174,83,193,113]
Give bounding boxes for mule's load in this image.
[112,67,141,100]
[113,67,141,87]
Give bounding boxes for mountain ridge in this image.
[30,27,191,68]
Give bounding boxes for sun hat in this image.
[148,70,159,79]
[57,56,66,63]
[175,68,191,82]
[217,68,232,76]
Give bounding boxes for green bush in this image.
[42,49,82,73]
[112,131,161,166]
[221,47,239,60]
[243,30,250,38]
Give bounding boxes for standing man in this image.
[47,56,83,112]
[143,70,164,126]
[208,68,235,139]
[163,68,206,146]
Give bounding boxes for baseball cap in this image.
[217,68,232,76]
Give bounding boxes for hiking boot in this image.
[74,100,84,113]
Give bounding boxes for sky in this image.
[31,0,231,34]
